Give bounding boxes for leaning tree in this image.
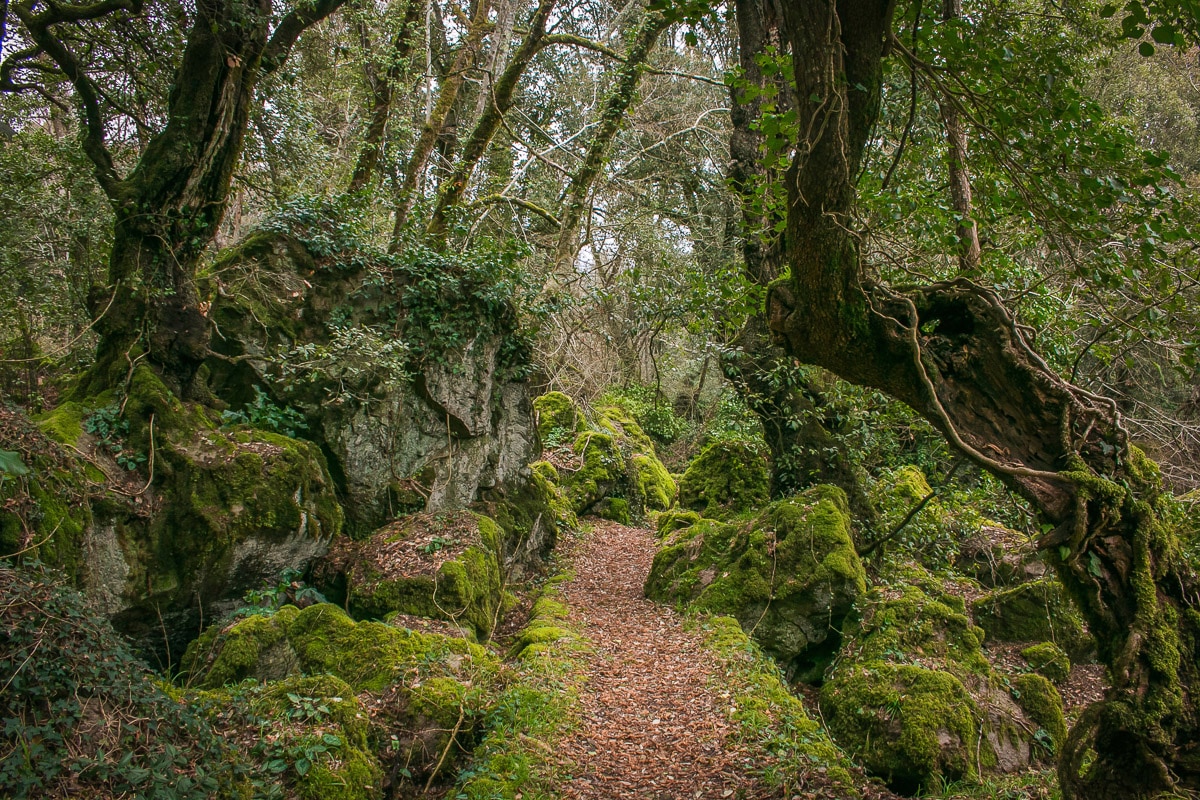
[734,0,1199,795]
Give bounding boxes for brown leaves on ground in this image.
[550,519,781,800]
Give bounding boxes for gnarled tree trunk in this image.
[759,1,1199,796]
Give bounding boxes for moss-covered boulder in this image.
[1020,641,1071,684]
[12,367,344,660]
[532,391,584,445]
[971,578,1095,660]
[1010,673,1068,749]
[203,227,541,536]
[646,486,865,680]
[479,460,574,578]
[820,567,1060,794]
[821,662,980,794]
[183,602,496,785]
[533,393,675,522]
[676,440,769,519]
[315,511,504,640]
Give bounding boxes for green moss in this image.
[647,487,865,678]
[653,508,700,539]
[677,440,769,519]
[820,662,982,794]
[343,512,504,640]
[1011,673,1067,755]
[565,431,625,514]
[532,392,584,444]
[182,606,301,688]
[286,603,494,694]
[849,582,990,675]
[693,615,856,793]
[631,453,676,512]
[971,579,1094,659]
[300,746,382,800]
[596,405,655,455]
[457,577,588,798]
[36,400,91,446]
[1020,642,1071,684]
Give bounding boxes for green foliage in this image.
[84,404,146,471]
[222,386,309,438]
[598,384,693,444]
[0,563,256,799]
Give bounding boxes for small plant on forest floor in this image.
[83,404,145,470]
[239,567,325,614]
[419,535,458,555]
[221,386,308,438]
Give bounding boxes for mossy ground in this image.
[971,578,1094,660]
[454,573,589,799]
[691,614,857,795]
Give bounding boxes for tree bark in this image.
[724,0,873,517]
[758,2,1200,796]
[348,0,424,194]
[15,0,345,397]
[936,0,980,274]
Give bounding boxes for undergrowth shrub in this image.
[0,562,260,799]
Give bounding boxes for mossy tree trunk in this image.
[18,0,346,397]
[725,0,872,518]
[759,2,1199,796]
[552,7,668,272]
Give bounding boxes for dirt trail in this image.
[552,519,775,800]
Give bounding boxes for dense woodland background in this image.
[4,0,1200,797]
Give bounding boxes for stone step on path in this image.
[549,518,777,800]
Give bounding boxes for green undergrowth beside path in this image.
[453,570,589,799]
[689,613,858,797]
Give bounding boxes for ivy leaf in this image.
[0,450,31,477]
[1139,41,1156,56]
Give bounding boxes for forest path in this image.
[550,518,776,800]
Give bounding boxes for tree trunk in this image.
[725,0,873,517]
[28,0,346,398]
[553,7,668,271]
[936,0,980,274]
[348,0,423,194]
[427,0,559,237]
[761,2,1200,796]
[389,0,493,246]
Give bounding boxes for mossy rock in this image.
[844,571,990,675]
[646,486,865,680]
[1020,642,1071,684]
[820,662,981,794]
[971,579,1095,660]
[483,460,573,576]
[631,453,676,512]
[1010,673,1067,756]
[821,565,1056,792]
[653,508,701,539]
[184,603,495,781]
[318,511,504,640]
[532,391,584,445]
[565,431,626,515]
[535,393,675,523]
[677,440,769,519]
[251,675,383,800]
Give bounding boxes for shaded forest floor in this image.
[535,519,891,800]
